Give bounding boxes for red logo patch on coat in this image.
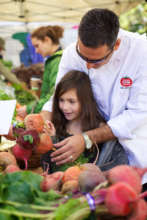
[120,76,133,88]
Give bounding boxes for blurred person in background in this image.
[17,25,64,117]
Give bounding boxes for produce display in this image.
[0,113,146,219]
[0,164,146,219]
[0,80,36,107]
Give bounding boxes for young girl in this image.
[41,70,128,172]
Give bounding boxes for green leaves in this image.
[0,89,13,100]
[0,171,42,203]
[23,135,33,144]
[0,171,64,219]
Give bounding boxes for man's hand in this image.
[51,134,85,165]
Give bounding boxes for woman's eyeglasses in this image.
[76,44,114,64]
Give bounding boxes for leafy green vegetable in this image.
[12,120,25,129]
[12,83,36,105]
[0,213,15,220]
[51,154,89,172]
[0,171,43,203]
[55,198,87,220]
[0,89,13,100]
[0,171,62,219]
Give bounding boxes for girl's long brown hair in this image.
[51,70,104,137]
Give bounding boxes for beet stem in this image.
[24,158,28,170]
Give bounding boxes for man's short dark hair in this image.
[78,8,120,49]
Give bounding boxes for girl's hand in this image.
[50,134,85,165]
[16,106,27,119]
[43,120,56,136]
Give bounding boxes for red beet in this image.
[12,144,32,170]
[105,182,137,216]
[0,152,17,169]
[40,175,61,192]
[128,199,147,220]
[107,165,143,194]
[17,129,40,150]
[78,170,106,193]
[51,171,64,181]
[132,167,147,179]
[5,164,20,173]
[24,113,44,133]
[12,126,25,138]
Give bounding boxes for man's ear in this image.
[114,38,121,51]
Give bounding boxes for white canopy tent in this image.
[0,0,145,37]
[0,0,145,66]
[0,0,144,23]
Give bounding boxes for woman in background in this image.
[17,25,64,116]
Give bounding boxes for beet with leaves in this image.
[16,129,40,150]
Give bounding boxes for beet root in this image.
[105,182,137,216]
[61,180,79,194]
[24,113,44,133]
[62,166,81,183]
[12,144,32,170]
[107,165,143,194]
[128,199,147,220]
[12,127,25,138]
[36,133,53,154]
[4,164,20,173]
[51,171,64,181]
[80,163,102,173]
[40,175,61,192]
[0,152,17,171]
[78,169,106,193]
[17,129,40,150]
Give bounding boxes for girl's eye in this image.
[59,98,64,102]
[69,99,76,104]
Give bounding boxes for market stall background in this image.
[0,0,146,66]
[0,0,144,23]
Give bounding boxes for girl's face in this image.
[31,37,52,57]
[59,88,81,121]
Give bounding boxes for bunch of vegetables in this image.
[0,164,146,219]
[10,113,53,170]
[9,113,89,172]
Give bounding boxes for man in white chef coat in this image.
[41,9,147,190]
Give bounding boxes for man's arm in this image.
[86,124,116,144]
